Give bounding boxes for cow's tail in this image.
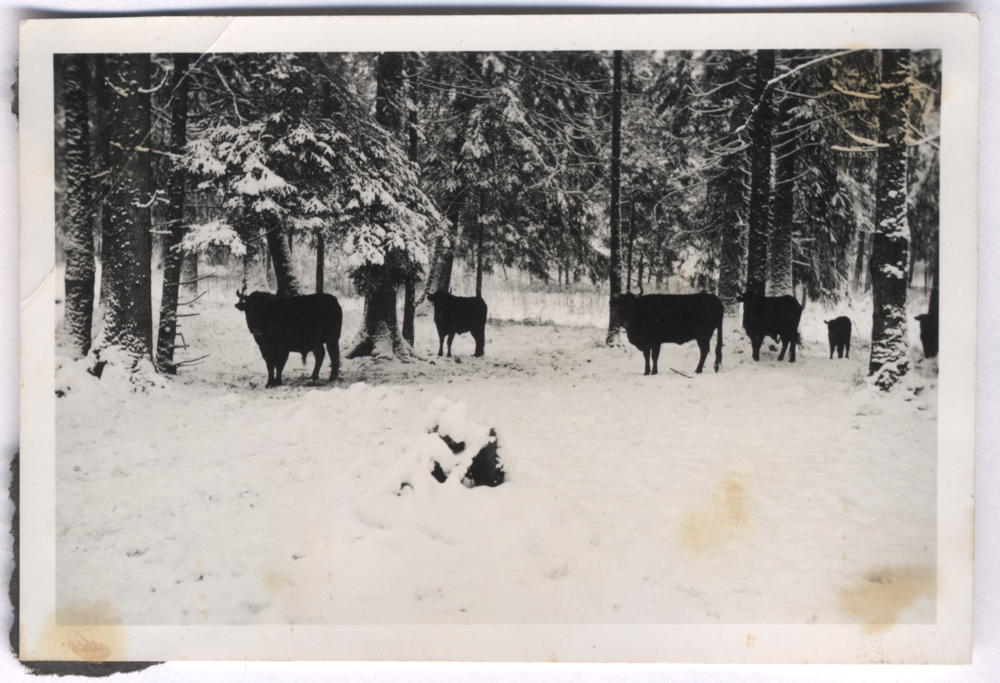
[714,316,724,372]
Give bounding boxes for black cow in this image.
[737,291,803,362]
[824,317,852,359]
[426,291,488,358]
[914,312,939,359]
[611,291,724,375]
[235,290,342,388]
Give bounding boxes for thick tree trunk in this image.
[61,54,97,359]
[345,279,412,360]
[91,54,154,378]
[241,232,270,293]
[156,54,190,374]
[606,50,625,345]
[625,202,635,294]
[263,216,301,296]
[768,95,795,297]
[745,49,775,298]
[402,69,419,347]
[349,52,413,361]
[868,49,912,390]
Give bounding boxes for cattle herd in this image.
[235,288,939,386]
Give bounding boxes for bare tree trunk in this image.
[263,214,301,296]
[315,230,325,294]
[606,50,625,345]
[745,49,775,298]
[347,51,413,360]
[768,93,795,297]
[625,201,635,294]
[60,54,97,359]
[156,54,190,373]
[868,49,912,390]
[852,230,867,291]
[91,54,154,378]
[180,252,198,299]
[402,69,420,346]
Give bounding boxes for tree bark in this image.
[348,51,413,360]
[402,73,418,346]
[606,50,625,345]
[315,230,325,294]
[745,49,775,298]
[156,54,190,373]
[852,230,867,291]
[768,93,795,297]
[91,53,154,378]
[61,54,97,359]
[868,49,912,390]
[263,214,301,296]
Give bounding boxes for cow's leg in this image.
[845,340,850,359]
[311,345,326,381]
[695,337,710,374]
[472,328,485,357]
[437,333,445,357]
[751,335,763,361]
[778,338,788,361]
[837,344,844,359]
[788,336,797,363]
[273,350,289,386]
[642,348,651,376]
[265,359,276,388]
[830,343,835,359]
[651,344,661,375]
[447,333,456,358]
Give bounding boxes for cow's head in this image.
[235,288,249,312]
[610,291,639,329]
[735,289,764,304]
[427,290,450,304]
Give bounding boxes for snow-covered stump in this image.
[399,399,505,491]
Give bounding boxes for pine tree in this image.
[606,50,625,345]
[156,54,192,373]
[60,54,97,359]
[868,49,912,390]
[90,54,155,380]
[744,49,775,297]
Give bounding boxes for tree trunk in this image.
[315,230,325,294]
[852,230,867,291]
[263,216,301,296]
[348,52,413,361]
[606,50,625,345]
[402,68,419,346]
[868,49,912,390]
[91,54,154,379]
[180,252,199,300]
[346,279,412,360]
[715,58,753,318]
[475,191,486,299]
[61,54,97,359]
[625,201,635,294]
[156,54,190,374]
[768,93,795,297]
[242,231,270,293]
[745,49,775,298]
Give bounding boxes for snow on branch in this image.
[831,82,880,99]
[732,49,862,137]
[138,69,171,94]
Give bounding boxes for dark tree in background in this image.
[606,50,624,345]
[59,54,96,359]
[744,49,775,298]
[868,49,913,390]
[346,51,419,360]
[156,54,191,373]
[91,53,155,377]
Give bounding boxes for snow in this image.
[54,288,937,627]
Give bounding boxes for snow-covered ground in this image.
[53,288,937,628]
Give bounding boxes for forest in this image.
[53,49,939,391]
[49,48,943,629]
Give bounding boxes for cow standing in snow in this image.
[824,317,852,359]
[610,291,724,376]
[737,290,803,363]
[426,291,488,358]
[236,290,343,387]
